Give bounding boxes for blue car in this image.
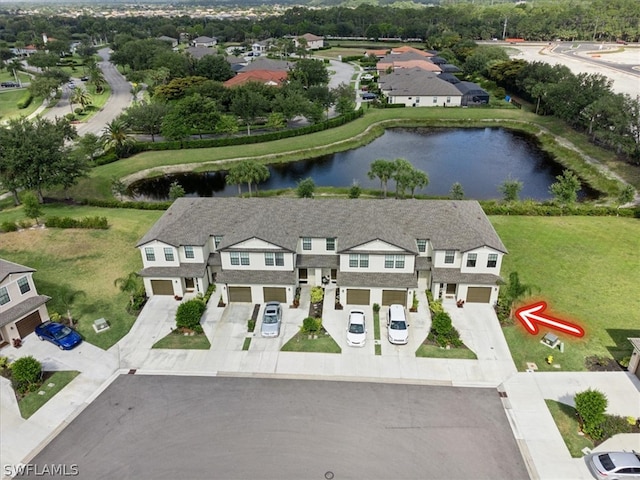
[35,321,83,350]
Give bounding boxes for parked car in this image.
[586,451,640,480]
[80,76,89,81]
[68,82,75,89]
[362,74,374,81]
[346,309,366,347]
[261,302,282,337]
[387,304,409,345]
[35,321,83,350]
[361,92,377,100]
[1,81,18,87]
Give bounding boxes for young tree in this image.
[75,133,103,163]
[111,177,127,200]
[349,181,362,199]
[616,184,635,210]
[296,177,316,198]
[499,178,523,202]
[169,181,186,201]
[549,170,581,208]
[215,115,239,137]
[502,272,534,318]
[22,192,43,225]
[450,182,464,200]
[367,159,397,198]
[114,272,145,307]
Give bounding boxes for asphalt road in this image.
[21,375,529,480]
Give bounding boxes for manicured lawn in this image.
[18,371,80,419]
[152,331,211,350]
[68,84,111,123]
[373,311,381,340]
[545,399,594,458]
[242,337,251,350]
[0,204,163,350]
[0,88,43,120]
[492,216,640,372]
[415,343,478,359]
[281,329,341,353]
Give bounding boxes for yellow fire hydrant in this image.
[546,355,554,365]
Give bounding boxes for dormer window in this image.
[0,286,9,305]
[214,236,223,249]
[302,237,311,251]
[444,250,455,264]
[18,276,31,294]
[416,239,427,253]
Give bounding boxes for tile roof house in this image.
[376,52,441,74]
[223,70,288,87]
[136,198,506,307]
[378,68,463,107]
[0,259,51,345]
[390,46,434,57]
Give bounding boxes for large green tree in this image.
[124,101,169,142]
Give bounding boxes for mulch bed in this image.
[584,355,624,372]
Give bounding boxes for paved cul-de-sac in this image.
[21,374,529,480]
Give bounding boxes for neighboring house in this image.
[223,70,288,88]
[376,52,441,74]
[455,81,490,106]
[627,338,640,380]
[390,46,434,57]
[239,58,292,73]
[192,36,217,48]
[136,198,506,307]
[378,68,463,107]
[364,49,390,58]
[294,33,324,50]
[185,47,224,60]
[251,40,270,56]
[158,35,178,47]
[0,259,51,345]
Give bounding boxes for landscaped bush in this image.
[247,318,256,332]
[575,388,608,440]
[203,284,216,304]
[598,414,633,440]
[18,220,32,229]
[11,356,42,394]
[430,311,462,347]
[302,317,321,333]
[45,216,109,229]
[1,221,18,233]
[16,91,32,109]
[80,198,171,211]
[373,303,380,313]
[310,286,324,304]
[175,299,206,333]
[479,200,635,217]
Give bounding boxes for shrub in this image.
[1,221,18,232]
[45,216,109,229]
[175,299,206,332]
[18,220,32,229]
[302,317,321,333]
[432,311,452,336]
[10,356,42,394]
[16,91,32,109]
[373,303,380,313]
[247,318,256,332]
[0,356,9,370]
[619,356,631,369]
[65,113,75,121]
[310,286,324,304]
[203,284,216,304]
[575,388,608,440]
[598,414,632,440]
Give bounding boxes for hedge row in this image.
[17,91,32,109]
[479,201,638,217]
[45,216,109,229]
[80,198,171,210]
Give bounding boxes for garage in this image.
[228,286,252,303]
[263,287,286,303]
[466,287,492,303]
[151,280,174,296]
[16,311,43,338]
[346,289,370,305]
[382,290,407,306]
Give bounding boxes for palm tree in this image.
[88,64,106,94]
[503,272,534,318]
[101,119,134,158]
[71,88,93,112]
[114,272,144,307]
[367,159,397,198]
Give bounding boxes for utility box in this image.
[541,332,560,349]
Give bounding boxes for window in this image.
[466,253,477,268]
[487,254,498,268]
[444,250,455,264]
[446,96,451,103]
[385,255,405,268]
[230,252,240,265]
[349,254,368,268]
[302,237,311,251]
[326,238,335,251]
[145,247,155,262]
[265,252,274,266]
[275,252,284,266]
[164,248,175,262]
[18,276,31,294]
[385,255,395,268]
[395,255,405,268]
[432,96,438,104]
[0,286,9,305]
[184,246,194,259]
[240,252,250,266]
[214,236,222,249]
[416,239,427,253]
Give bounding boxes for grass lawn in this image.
[242,337,251,351]
[0,204,163,349]
[68,84,111,123]
[545,399,594,457]
[281,329,341,353]
[492,216,640,372]
[18,371,80,419]
[152,331,211,350]
[415,343,478,359]
[373,311,382,355]
[0,88,43,120]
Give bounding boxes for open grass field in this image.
[0,88,43,121]
[491,215,640,372]
[0,204,163,349]
[62,105,631,201]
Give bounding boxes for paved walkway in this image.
[1,292,638,479]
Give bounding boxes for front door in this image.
[185,278,195,291]
[446,283,457,295]
[298,268,308,284]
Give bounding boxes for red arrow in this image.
[514,301,585,337]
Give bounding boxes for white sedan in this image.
[346,309,366,347]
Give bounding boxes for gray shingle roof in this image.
[138,263,207,278]
[240,58,292,72]
[137,198,507,255]
[378,68,463,97]
[431,268,502,285]
[296,255,340,268]
[338,272,417,288]
[0,295,50,327]
[0,258,35,283]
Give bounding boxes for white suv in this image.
[387,304,409,345]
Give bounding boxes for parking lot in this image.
[21,375,529,480]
